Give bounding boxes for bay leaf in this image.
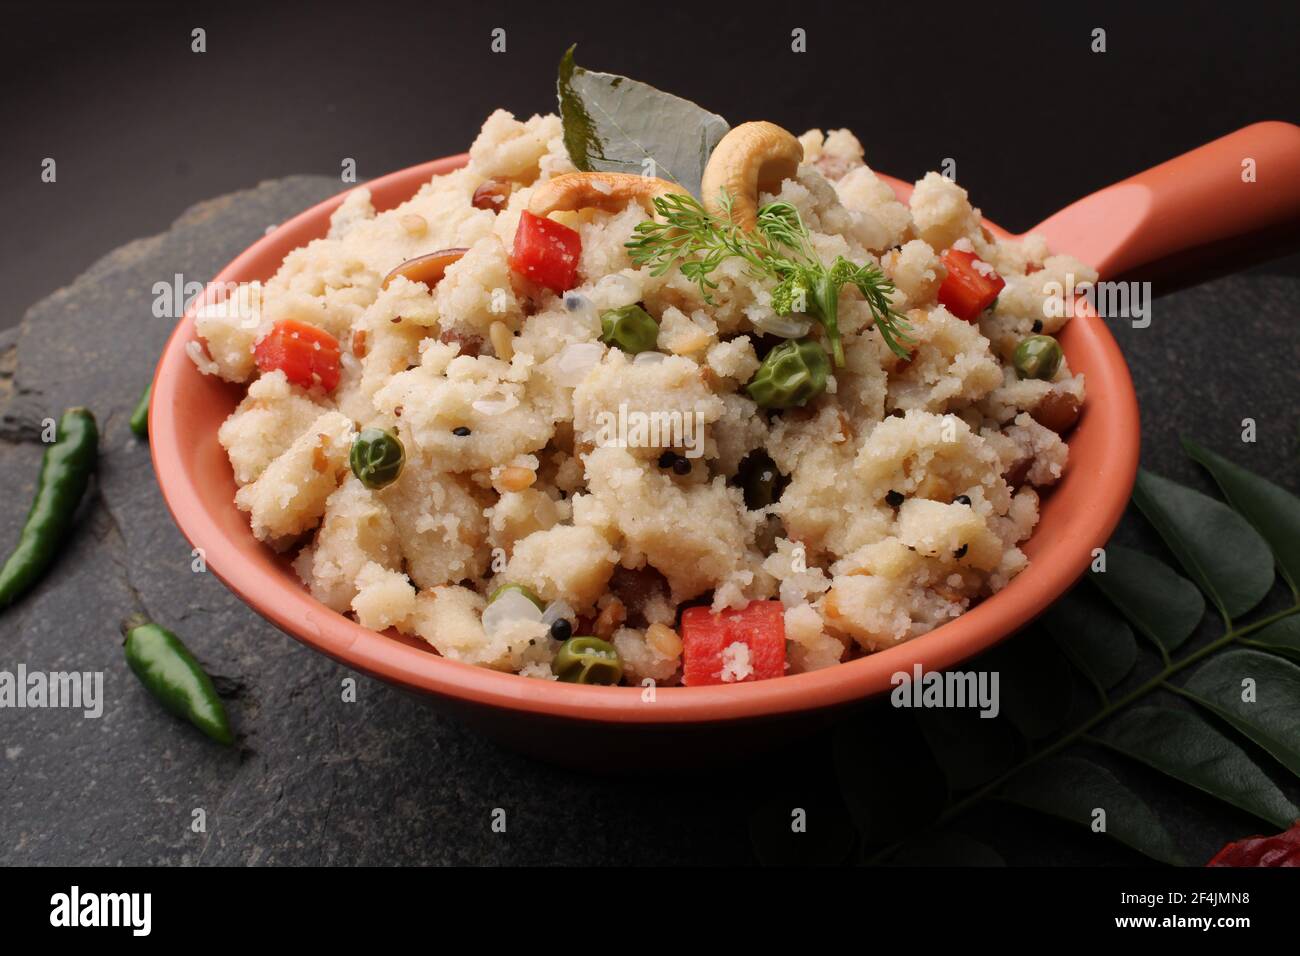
[557,46,729,198]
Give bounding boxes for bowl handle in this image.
[1030,121,1300,287]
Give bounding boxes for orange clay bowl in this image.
[152,123,1300,768]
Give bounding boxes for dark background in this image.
[2,0,1299,869]
[2,0,1298,330]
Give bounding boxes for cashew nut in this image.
[381,247,468,290]
[528,172,688,217]
[700,121,804,231]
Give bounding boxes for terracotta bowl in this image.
[151,123,1300,767]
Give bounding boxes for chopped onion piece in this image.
[551,342,605,385]
[481,589,544,637]
[471,387,519,416]
[751,312,814,338]
[601,273,641,307]
[563,292,600,332]
[185,340,219,376]
[633,350,668,365]
[541,600,576,627]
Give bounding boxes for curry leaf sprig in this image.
[751,441,1300,867]
[626,193,912,364]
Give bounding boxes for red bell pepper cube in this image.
[510,210,582,295]
[681,600,786,686]
[937,247,1005,322]
[253,319,342,392]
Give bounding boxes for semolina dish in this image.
[193,89,1094,687]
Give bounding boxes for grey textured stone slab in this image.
[0,176,1296,865]
[0,177,753,866]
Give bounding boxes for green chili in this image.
[0,407,98,609]
[129,383,151,439]
[122,617,233,745]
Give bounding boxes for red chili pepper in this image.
[681,600,786,686]
[253,320,342,392]
[510,211,581,295]
[937,247,1005,322]
[1206,821,1300,866]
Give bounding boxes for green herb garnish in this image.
[626,193,911,363]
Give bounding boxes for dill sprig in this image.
[625,193,912,363]
[625,192,768,291]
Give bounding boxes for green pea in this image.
[349,427,405,490]
[599,304,659,354]
[488,582,546,613]
[553,636,624,685]
[1013,334,1063,381]
[488,583,546,611]
[745,338,829,409]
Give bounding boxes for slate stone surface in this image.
[0,178,1296,866]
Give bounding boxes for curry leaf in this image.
[748,797,856,866]
[1092,706,1299,829]
[799,451,1300,869]
[997,756,1185,864]
[888,832,1005,867]
[916,706,1019,791]
[985,632,1075,740]
[1175,649,1300,778]
[833,713,945,844]
[1183,438,1300,599]
[557,46,729,198]
[1090,545,1204,654]
[1131,469,1274,621]
[1242,615,1300,663]
[1042,586,1138,691]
